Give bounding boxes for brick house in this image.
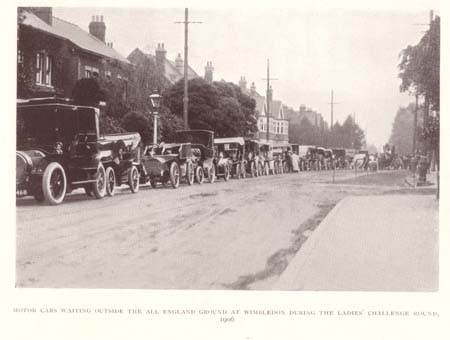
[17,7,132,100]
[238,77,289,145]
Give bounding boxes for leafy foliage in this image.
[121,111,153,145]
[163,78,257,137]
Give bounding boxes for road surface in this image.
[16,169,418,289]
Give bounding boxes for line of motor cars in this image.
[16,98,366,205]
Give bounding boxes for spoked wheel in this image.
[224,164,230,181]
[169,162,180,188]
[186,161,194,185]
[105,167,116,197]
[250,162,256,177]
[42,162,67,205]
[208,165,216,183]
[93,163,107,199]
[195,166,204,184]
[128,165,140,193]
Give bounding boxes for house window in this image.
[35,52,53,87]
[17,49,24,65]
[84,66,99,78]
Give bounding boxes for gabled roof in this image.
[129,48,199,84]
[20,10,130,64]
[269,100,283,119]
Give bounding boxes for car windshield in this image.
[17,105,97,149]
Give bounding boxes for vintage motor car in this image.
[332,148,347,169]
[272,144,291,174]
[298,145,316,171]
[97,132,143,196]
[214,137,247,180]
[16,98,138,205]
[141,129,215,188]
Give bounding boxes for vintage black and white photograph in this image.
[15,5,440,293]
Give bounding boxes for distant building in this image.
[127,45,200,88]
[240,77,289,145]
[17,7,131,99]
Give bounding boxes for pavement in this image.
[275,194,439,291]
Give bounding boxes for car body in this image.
[16,98,139,204]
[214,137,247,180]
[141,129,215,188]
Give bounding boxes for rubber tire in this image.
[93,163,107,199]
[105,167,116,197]
[42,162,67,205]
[195,166,204,184]
[128,165,140,193]
[169,162,180,189]
[186,161,194,185]
[208,165,216,183]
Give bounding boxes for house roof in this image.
[269,100,283,119]
[20,10,130,64]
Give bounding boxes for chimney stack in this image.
[175,53,184,73]
[250,82,256,97]
[155,43,167,76]
[89,15,106,42]
[239,76,247,91]
[204,61,214,83]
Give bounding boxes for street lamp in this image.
[149,90,161,145]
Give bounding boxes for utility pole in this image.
[328,90,340,131]
[262,59,277,143]
[175,8,202,130]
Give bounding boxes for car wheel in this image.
[105,167,116,197]
[186,161,194,185]
[208,165,216,183]
[169,162,180,188]
[195,166,204,184]
[128,165,140,193]
[93,163,107,199]
[42,162,67,205]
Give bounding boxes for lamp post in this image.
[149,90,161,145]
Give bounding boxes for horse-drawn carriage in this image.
[332,148,347,169]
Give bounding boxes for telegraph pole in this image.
[262,59,277,143]
[175,8,202,130]
[328,89,340,131]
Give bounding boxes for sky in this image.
[52,7,432,148]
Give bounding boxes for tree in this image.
[122,111,152,145]
[398,14,440,157]
[389,103,424,155]
[289,117,318,145]
[163,78,257,137]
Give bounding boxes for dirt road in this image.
[16,170,413,289]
